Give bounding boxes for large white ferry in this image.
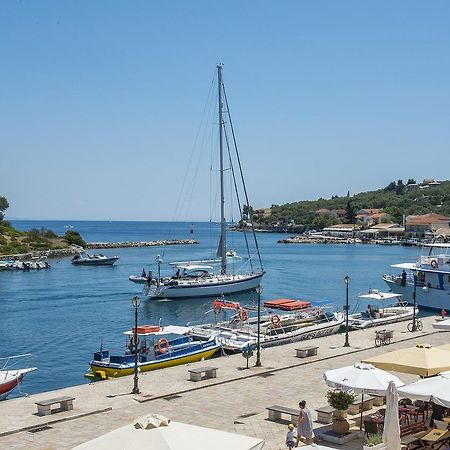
[383,243,450,310]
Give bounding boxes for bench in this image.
[315,405,335,424]
[295,346,318,358]
[400,421,428,437]
[400,422,428,449]
[188,366,218,382]
[347,395,375,415]
[35,396,75,416]
[266,405,299,423]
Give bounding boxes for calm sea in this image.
[1,220,419,397]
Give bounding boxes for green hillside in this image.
[257,180,450,228]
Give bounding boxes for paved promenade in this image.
[0,315,448,449]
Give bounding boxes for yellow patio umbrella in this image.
[362,344,450,377]
[436,343,450,352]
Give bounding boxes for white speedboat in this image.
[189,301,344,352]
[383,243,450,310]
[72,252,119,266]
[348,290,416,329]
[142,66,264,300]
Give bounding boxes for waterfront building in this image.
[405,213,450,239]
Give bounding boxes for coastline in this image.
[0,239,198,260]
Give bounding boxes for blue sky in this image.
[2,1,450,220]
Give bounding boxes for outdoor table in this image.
[444,417,450,424]
[366,415,384,433]
[399,405,419,422]
[419,429,450,449]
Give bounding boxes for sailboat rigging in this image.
[142,65,265,299]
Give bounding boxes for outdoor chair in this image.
[434,419,448,430]
[412,400,429,422]
[378,408,386,417]
[364,420,379,436]
[400,398,413,406]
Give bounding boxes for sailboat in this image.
[143,65,264,300]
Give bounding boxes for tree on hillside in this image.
[396,179,405,195]
[0,196,9,221]
[242,204,253,220]
[407,178,416,185]
[384,181,396,192]
[344,199,357,224]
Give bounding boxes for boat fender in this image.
[239,309,248,321]
[157,338,170,353]
[431,260,438,269]
[271,314,281,327]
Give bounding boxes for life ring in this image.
[431,260,438,269]
[271,314,281,327]
[239,309,248,321]
[157,338,170,353]
[129,335,140,349]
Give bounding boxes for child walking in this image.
[286,423,296,450]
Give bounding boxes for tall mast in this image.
[218,64,227,275]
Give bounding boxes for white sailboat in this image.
[143,66,264,300]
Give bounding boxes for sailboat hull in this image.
[143,272,264,299]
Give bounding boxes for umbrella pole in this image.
[360,392,364,431]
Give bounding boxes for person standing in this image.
[286,423,296,450]
[295,400,314,446]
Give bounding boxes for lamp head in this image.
[255,285,263,295]
[344,275,351,285]
[132,296,141,308]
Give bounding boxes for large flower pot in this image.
[333,409,348,420]
[332,418,350,435]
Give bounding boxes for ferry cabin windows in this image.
[418,272,426,284]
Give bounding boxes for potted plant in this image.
[326,390,356,435]
[363,432,385,449]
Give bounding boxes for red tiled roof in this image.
[406,213,450,225]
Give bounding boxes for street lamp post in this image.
[255,285,262,367]
[131,295,141,394]
[411,273,418,332]
[344,276,351,347]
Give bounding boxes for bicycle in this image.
[407,319,423,332]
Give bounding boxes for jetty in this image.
[86,239,197,249]
[0,239,198,261]
[0,315,445,449]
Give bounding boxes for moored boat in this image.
[348,290,416,329]
[87,325,220,378]
[189,300,344,352]
[0,354,37,400]
[383,243,450,310]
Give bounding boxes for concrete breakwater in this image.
[0,239,198,260]
[278,236,363,244]
[86,239,198,249]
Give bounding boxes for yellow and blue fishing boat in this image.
[87,325,220,379]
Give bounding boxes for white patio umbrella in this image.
[398,371,450,408]
[324,362,404,429]
[73,416,265,450]
[382,381,401,450]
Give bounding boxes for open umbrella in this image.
[363,344,450,377]
[324,363,404,429]
[73,416,265,450]
[383,381,401,450]
[398,371,450,408]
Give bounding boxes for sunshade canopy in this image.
[398,371,450,407]
[323,362,404,395]
[73,417,265,450]
[363,344,450,377]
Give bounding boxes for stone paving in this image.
[0,315,448,450]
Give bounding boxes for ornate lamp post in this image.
[131,295,141,394]
[344,276,351,347]
[255,285,262,367]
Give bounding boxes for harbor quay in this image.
[0,315,447,449]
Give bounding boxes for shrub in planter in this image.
[363,432,385,449]
[326,390,356,435]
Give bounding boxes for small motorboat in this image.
[72,252,119,266]
[0,354,37,400]
[348,290,416,329]
[87,325,220,379]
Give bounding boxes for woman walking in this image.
[295,400,314,446]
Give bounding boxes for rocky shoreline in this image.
[0,239,198,260]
